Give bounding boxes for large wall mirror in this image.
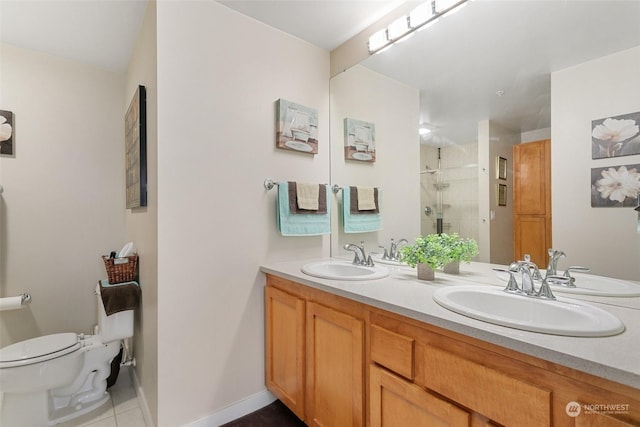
[329,0,640,280]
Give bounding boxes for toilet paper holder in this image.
[21,293,32,305]
[0,293,32,311]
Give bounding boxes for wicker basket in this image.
[102,255,138,284]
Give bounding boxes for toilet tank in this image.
[96,284,134,343]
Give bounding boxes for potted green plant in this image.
[441,233,479,274]
[400,234,451,280]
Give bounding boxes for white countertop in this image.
[261,258,640,389]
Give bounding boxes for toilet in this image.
[0,284,134,426]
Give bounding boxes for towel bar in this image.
[264,179,278,191]
[264,179,333,192]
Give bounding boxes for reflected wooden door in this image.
[513,139,551,266]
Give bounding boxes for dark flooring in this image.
[222,400,307,427]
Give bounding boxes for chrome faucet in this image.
[496,260,556,300]
[344,242,375,266]
[517,262,537,295]
[546,249,566,276]
[380,238,408,261]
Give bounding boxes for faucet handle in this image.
[546,275,575,287]
[563,266,590,280]
[536,278,556,300]
[493,268,520,293]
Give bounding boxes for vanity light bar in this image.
[368,0,469,54]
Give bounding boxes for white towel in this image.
[296,182,320,210]
[356,186,376,211]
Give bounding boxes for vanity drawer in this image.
[421,344,552,427]
[371,324,415,381]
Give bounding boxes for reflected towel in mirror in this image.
[343,186,382,233]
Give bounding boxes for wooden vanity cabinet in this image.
[265,275,366,426]
[266,275,640,427]
[370,311,640,427]
[306,301,364,427]
[370,365,471,427]
[265,285,305,420]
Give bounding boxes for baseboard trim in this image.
[187,389,277,427]
[130,366,155,427]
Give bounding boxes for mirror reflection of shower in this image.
[420,142,479,243]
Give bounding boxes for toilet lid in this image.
[0,332,81,368]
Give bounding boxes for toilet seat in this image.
[0,332,81,369]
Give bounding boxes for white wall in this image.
[478,120,518,264]
[0,44,126,345]
[488,122,517,265]
[330,65,420,255]
[155,2,330,425]
[552,46,640,280]
[124,1,158,425]
[521,128,550,144]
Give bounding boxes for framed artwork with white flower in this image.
[592,111,640,159]
[0,110,14,156]
[591,164,640,207]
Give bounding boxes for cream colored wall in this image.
[488,122,517,265]
[478,120,518,264]
[330,65,420,256]
[155,2,330,425]
[124,1,158,425]
[0,44,125,345]
[551,46,640,280]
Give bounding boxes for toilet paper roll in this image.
[0,296,23,311]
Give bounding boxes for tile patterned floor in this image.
[57,366,146,427]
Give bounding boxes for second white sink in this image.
[433,285,625,337]
[301,260,389,281]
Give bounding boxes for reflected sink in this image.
[371,254,407,267]
[495,271,640,297]
[553,273,640,297]
[301,260,389,281]
[433,286,625,337]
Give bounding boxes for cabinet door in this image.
[306,302,364,427]
[265,286,305,420]
[370,365,470,427]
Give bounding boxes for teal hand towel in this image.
[342,186,382,233]
[277,182,331,236]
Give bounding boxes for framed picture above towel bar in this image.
[275,99,319,155]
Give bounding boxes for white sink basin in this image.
[433,286,625,337]
[553,273,640,297]
[301,260,389,281]
[371,254,407,267]
[495,271,640,297]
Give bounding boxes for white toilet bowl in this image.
[0,285,134,426]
